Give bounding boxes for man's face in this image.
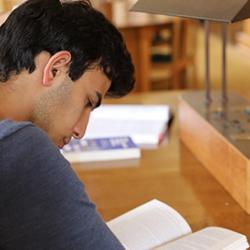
[31,67,111,148]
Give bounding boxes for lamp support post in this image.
[222,23,228,104]
[205,20,211,105]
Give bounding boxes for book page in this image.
[154,227,249,250]
[85,119,166,146]
[84,104,171,146]
[107,199,191,250]
[90,104,171,122]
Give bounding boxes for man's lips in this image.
[64,137,71,145]
[58,137,71,149]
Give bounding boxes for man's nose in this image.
[72,111,91,139]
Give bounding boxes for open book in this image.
[84,104,172,147]
[107,200,249,250]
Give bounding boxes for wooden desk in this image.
[74,91,250,239]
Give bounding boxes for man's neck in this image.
[0,81,33,122]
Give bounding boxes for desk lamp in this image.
[132,0,250,213]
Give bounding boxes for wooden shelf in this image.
[116,14,197,91]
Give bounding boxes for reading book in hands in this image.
[61,136,140,163]
[107,200,249,250]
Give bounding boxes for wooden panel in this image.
[179,96,250,213]
[119,28,141,92]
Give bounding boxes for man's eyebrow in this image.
[93,91,102,109]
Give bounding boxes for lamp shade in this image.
[131,0,250,23]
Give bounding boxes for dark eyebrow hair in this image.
[93,91,102,109]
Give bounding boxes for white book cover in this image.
[84,104,172,146]
[61,136,141,163]
[107,199,249,250]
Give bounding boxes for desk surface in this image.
[74,90,250,238]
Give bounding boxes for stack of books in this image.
[62,104,171,163]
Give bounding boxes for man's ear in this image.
[42,51,71,86]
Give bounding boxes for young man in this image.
[0,0,134,249]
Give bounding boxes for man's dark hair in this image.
[0,0,135,97]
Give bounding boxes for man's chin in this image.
[57,137,71,149]
[49,137,64,149]
[58,144,64,149]
[56,139,65,149]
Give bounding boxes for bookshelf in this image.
[118,16,197,91]
[96,0,197,91]
[149,19,196,90]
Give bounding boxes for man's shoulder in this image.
[0,119,61,167]
[0,119,33,140]
[0,119,79,190]
[0,119,54,148]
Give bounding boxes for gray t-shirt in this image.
[0,120,124,250]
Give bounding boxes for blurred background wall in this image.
[1,0,250,94]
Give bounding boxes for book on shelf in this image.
[84,104,172,147]
[107,199,249,250]
[61,136,140,163]
[151,45,172,63]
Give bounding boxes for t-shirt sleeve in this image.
[0,125,124,250]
